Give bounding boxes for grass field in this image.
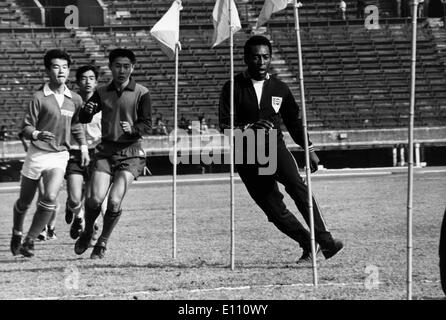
[0,167,445,300]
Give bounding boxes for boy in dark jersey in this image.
[75,48,152,259]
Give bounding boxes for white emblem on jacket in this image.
[61,109,74,118]
[271,96,282,113]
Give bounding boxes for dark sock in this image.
[13,201,27,234]
[84,203,102,236]
[27,201,56,240]
[68,202,82,218]
[98,209,122,245]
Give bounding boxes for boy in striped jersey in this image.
[10,49,88,257]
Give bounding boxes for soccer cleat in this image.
[65,206,73,224]
[19,238,35,258]
[46,227,57,240]
[90,242,106,259]
[10,233,22,256]
[297,245,321,265]
[321,239,344,260]
[70,217,84,240]
[74,231,92,255]
[37,227,47,241]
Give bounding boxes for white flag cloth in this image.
[150,0,182,59]
[256,0,289,28]
[212,0,242,47]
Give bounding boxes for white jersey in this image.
[85,111,102,149]
[70,111,102,150]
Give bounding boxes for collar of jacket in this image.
[106,77,136,92]
[43,83,72,98]
[242,70,271,81]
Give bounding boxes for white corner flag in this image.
[150,0,182,59]
[256,0,289,28]
[212,0,242,48]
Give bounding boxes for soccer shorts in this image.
[21,144,69,180]
[65,149,96,180]
[92,141,146,179]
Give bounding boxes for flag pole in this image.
[172,42,179,259]
[293,0,317,286]
[407,0,419,301]
[229,0,236,271]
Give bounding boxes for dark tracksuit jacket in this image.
[219,72,333,249]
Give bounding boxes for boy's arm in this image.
[280,88,319,172]
[21,96,40,140]
[71,103,87,148]
[130,91,152,137]
[219,81,274,134]
[79,91,101,123]
[22,96,55,143]
[71,101,89,166]
[279,88,312,149]
[18,132,29,152]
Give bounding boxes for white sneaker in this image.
[37,227,47,241]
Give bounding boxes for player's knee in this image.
[39,193,58,205]
[105,208,122,218]
[86,197,103,211]
[270,208,293,222]
[15,199,31,212]
[284,182,302,195]
[107,198,122,213]
[67,198,82,210]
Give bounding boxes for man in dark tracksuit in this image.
[219,35,343,263]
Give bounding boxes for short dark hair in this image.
[75,65,99,83]
[44,49,71,70]
[109,48,136,65]
[244,35,272,57]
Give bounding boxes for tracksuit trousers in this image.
[236,144,334,250]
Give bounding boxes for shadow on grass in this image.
[415,295,446,300]
[34,242,74,247]
[0,258,29,264]
[0,258,316,273]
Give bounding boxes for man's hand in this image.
[120,121,133,134]
[84,101,97,114]
[245,119,274,131]
[309,151,320,173]
[37,131,55,143]
[80,149,90,167]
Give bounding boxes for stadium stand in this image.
[269,20,446,129]
[0,0,446,139]
[0,0,35,27]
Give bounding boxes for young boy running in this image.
[75,48,152,259]
[65,65,102,240]
[10,49,88,257]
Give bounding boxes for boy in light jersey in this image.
[10,49,88,257]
